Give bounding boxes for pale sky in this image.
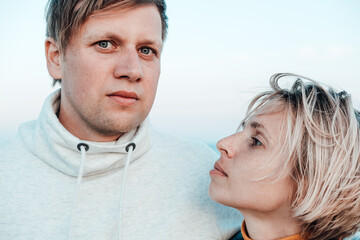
[1,0,360,145]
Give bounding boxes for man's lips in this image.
[210,162,228,177]
[107,91,139,106]
[108,91,139,99]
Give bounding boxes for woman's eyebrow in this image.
[249,121,272,142]
[250,121,263,129]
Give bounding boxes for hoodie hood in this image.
[19,89,152,177]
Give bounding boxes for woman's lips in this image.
[108,91,139,106]
[209,161,228,177]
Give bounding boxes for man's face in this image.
[56,5,162,141]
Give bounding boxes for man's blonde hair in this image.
[243,73,360,240]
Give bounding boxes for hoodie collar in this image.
[20,89,152,177]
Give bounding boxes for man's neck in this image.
[58,108,124,142]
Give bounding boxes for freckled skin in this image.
[209,111,300,239]
[209,111,293,212]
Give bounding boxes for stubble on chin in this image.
[79,105,144,140]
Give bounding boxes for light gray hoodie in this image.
[0,90,242,240]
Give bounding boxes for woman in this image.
[209,73,360,240]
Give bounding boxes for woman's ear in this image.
[45,37,62,80]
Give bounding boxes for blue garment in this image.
[229,231,244,240]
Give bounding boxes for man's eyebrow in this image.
[138,39,163,49]
[141,39,162,45]
[83,34,162,48]
[83,33,119,41]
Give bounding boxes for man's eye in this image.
[251,137,263,147]
[140,47,153,55]
[98,41,111,48]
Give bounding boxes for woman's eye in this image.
[97,41,111,48]
[140,47,153,55]
[251,137,263,147]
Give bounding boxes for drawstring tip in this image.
[77,143,89,152]
[125,143,136,152]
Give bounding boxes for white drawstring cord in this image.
[118,143,136,240]
[69,143,89,240]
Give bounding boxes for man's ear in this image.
[45,37,62,80]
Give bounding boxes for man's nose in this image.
[216,135,235,158]
[113,48,143,81]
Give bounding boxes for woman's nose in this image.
[216,135,235,158]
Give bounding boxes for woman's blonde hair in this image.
[243,73,360,240]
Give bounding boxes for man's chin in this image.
[93,117,143,137]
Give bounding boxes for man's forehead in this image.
[72,5,162,39]
[87,3,160,20]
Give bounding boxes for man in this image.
[0,0,242,239]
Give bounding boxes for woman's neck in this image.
[240,206,301,240]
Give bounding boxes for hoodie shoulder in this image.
[148,128,243,239]
[0,122,34,162]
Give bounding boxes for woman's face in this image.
[209,110,294,214]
